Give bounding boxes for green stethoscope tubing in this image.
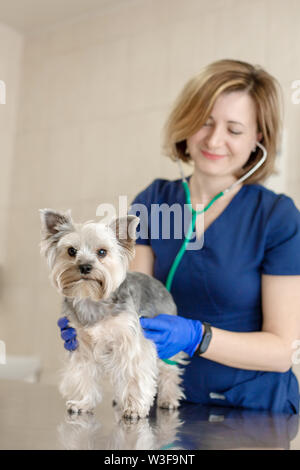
[162,186,225,366]
[163,187,225,366]
[165,182,225,292]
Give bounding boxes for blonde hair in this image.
[162,59,283,183]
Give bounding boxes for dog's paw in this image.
[122,407,149,421]
[157,398,180,410]
[66,400,94,415]
[123,409,140,421]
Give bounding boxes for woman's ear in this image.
[257,131,263,143]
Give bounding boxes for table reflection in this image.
[57,402,299,450]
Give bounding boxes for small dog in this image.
[40,209,185,419]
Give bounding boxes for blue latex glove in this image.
[140,314,203,359]
[57,317,78,351]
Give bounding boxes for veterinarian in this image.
[59,59,300,414]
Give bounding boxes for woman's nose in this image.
[205,126,225,149]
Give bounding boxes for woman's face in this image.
[186,91,262,179]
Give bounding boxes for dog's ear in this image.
[40,209,75,269]
[109,215,140,260]
[39,209,74,238]
[39,210,75,262]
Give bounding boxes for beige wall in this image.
[0,22,23,342]
[1,0,300,385]
[0,23,23,264]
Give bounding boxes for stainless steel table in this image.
[0,379,299,450]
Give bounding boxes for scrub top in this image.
[130,177,300,414]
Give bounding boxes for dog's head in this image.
[39,209,139,301]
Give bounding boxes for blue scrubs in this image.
[130,177,300,414]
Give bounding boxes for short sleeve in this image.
[262,196,300,275]
[129,179,164,246]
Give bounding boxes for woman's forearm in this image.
[202,327,292,373]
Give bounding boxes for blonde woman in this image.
[59,59,300,414]
[130,59,300,413]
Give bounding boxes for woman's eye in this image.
[68,247,77,257]
[97,248,107,258]
[229,129,242,135]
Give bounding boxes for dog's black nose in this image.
[79,264,92,275]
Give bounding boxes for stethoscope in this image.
[165,141,267,292]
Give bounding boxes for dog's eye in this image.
[68,247,77,257]
[97,248,107,258]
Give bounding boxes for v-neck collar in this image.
[178,175,247,238]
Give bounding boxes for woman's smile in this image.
[201,149,227,160]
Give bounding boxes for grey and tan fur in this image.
[40,209,186,420]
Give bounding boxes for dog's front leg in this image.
[59,349,102,414]
[116,329,158,421]
[95,311,158,420]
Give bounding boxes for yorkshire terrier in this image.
[39,209,185,420]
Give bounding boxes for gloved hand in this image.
[140,314,203,359]
[57,317,78,351]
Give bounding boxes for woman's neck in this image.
[189,171,241,206]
